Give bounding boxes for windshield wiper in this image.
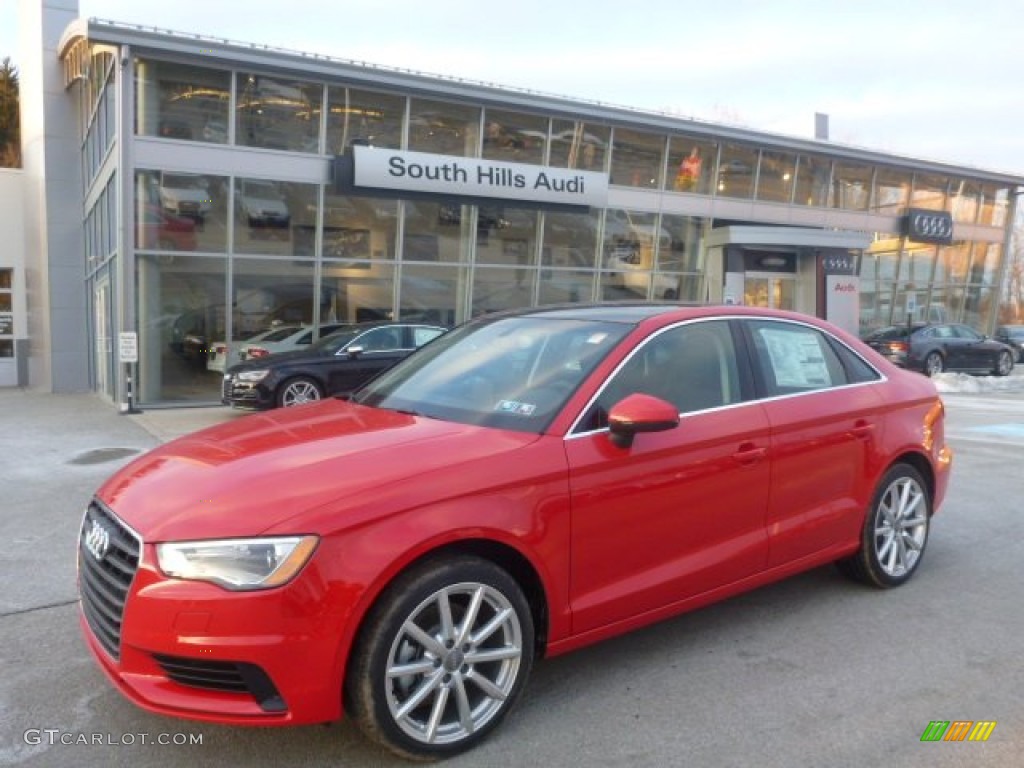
[383,406,438,420]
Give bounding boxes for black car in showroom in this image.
[864,322,1014,377]
[223,322,447,409]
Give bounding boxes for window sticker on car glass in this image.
[759,329,832,388]
[586,333,609,345]
[496,400,536,416]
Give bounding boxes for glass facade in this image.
[65,34,1020,406]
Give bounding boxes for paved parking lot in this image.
[1,387,1021,767]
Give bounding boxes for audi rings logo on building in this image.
[84,519,112,561]
[913,214,953,239]
[905,208,954,245]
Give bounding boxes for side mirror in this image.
[607,393,680,449]
[346,345,365,359]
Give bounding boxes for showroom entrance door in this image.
[93,279,113,400]
[743,273,795,311]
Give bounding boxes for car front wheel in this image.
[924,352,944,376]
[992,350,1013,376]
[346,556,534,760]
[277,377,323,407]
[836,464,930,588]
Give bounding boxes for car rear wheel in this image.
[992,350,1013,377]
[836,464,930,588]
[345,556,534,760]
[277,377,323,407]
[924,352,944,376]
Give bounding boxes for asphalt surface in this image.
[0,386,1022,767]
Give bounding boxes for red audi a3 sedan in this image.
[78,303,952,760]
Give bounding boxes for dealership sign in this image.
[352,145,609,208]
[903,208,954,245]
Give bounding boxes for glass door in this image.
[94,279,113,399]
[744,274,795,310]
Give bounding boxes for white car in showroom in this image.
[605,247,681,300]
[206,326,302,374]
[236,179,291,233]
[239,323,349,361]
[158,172,213,224]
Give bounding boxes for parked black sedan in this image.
[223,322,447,409]
[864,322,1014,377]
[994,324,1024,363]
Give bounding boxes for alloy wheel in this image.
[872,475,928,579]
[925,353,943,376]
[384,582,524,747]
[280,379,321,407]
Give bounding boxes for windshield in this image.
[353,316,630,433]
[257,326,302,342]
[244,182,281,199]
[163,174,205,189]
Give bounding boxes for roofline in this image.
[77,17,1024,186]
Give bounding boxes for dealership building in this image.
[5,1,1024,406]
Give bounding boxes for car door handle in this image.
[733,443,767,465]
[850,420,875,440]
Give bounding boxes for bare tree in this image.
[0,56,21,168]
[999,208,1024,323]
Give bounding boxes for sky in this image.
[3,0,1024,176]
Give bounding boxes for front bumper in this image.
[78,553,350,726]
[222,374,275,409]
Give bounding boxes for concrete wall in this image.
[19,0,88,392]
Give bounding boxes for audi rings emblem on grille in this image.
[85,519,112,561]
[912,214,953,239]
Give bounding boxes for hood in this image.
[161,187,208,203]
[97,400,540,542]
[228,347,327,372]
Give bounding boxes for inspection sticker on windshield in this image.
[496,400,536,416]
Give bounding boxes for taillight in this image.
[214,344,226,355]
[248,347,269,358]
[887,341,909,353]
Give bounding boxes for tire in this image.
[662,289,678,301]
[836,464,930,588]
[924,351,944,376]
[992,350,1013,377]
[345,556,534,760]
[276,377,323,408]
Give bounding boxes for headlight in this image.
[236,370,269,382]
[156,536,318,590]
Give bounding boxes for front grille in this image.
[78,500,141,661]
[222,376,260,404]
[152,654,287,713]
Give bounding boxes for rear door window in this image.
[745,320,875,396]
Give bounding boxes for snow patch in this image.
[932,371,1024,394]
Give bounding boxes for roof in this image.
[473,302,847,328]
[478,302,692,325]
